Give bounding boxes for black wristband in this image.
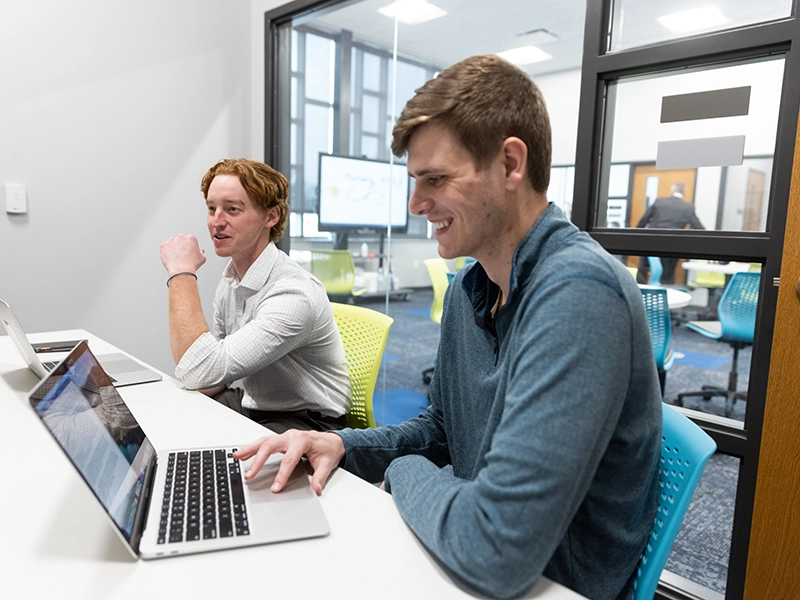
[166,272,197,287]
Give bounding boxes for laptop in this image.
[0,298,161,387]
[27,341,330,559]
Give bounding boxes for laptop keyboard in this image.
[158,449,250,544]
[42,360,117,383]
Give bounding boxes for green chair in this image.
[310,250,365,299]
[424,258,450,324]
[331,302,393,429]
[687,262,726,290]
[422,258,450,384]
[453,256,476,271]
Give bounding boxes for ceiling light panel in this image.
[657,6,729,34]
[378,0,448,25]
[496,45,553,65]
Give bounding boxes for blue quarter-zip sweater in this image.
[336,204,661,600]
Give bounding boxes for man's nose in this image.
[209,209,225,226]
[408,187,431,216]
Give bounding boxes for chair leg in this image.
[676,344,746,418]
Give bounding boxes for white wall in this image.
[0,0,287,375]
[536,70,582,167]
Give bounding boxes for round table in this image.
[638,284,692,309]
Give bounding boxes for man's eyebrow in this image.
[206,198,246,205]
[408,167,438,178]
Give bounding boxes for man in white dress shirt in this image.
[159,158,350,433]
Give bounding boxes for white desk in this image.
[0,330,586,600]
[639,285,692,309]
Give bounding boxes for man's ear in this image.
[502,137,528,192]
[264,205,281,229]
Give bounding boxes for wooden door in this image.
[743,115,800,599]
[742,169,765,231]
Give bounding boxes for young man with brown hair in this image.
[160,158,350,433]
[236,57,661,599]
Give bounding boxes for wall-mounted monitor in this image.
[317,153,409,233]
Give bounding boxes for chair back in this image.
[454,256,476,271]
[640,287,672,369]
[310,250,360,296]
[647,256,663,285]
[689,261,726,289]
[632,404,716,600]
[330,303,393,429]
[424,258,450,324]
[717,272,759,343]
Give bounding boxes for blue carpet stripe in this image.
[673,349,731,370]
[373,387,429,426]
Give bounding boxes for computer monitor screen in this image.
[317,154,409,232]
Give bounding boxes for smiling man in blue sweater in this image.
[236,54,662,600]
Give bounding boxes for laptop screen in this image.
[29,341,155,546]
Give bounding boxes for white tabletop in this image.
[639,285,693,309]
[681,261,752,274]
[0,330,586,600]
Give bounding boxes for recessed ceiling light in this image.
[496,46,553,66]
[657,6,729,34]
[378,0,447,25]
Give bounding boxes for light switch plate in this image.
[5,183,27,214]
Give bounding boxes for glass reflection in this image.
[626,253,760,424]
[597,57,784,232]
[610,0,792,52]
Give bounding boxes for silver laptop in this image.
[0,298,161,387]
[27,341,330,559]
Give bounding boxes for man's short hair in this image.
[671,182,686,196]
[201,158,290,242]
[391,54,552,193]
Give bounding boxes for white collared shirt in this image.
[176,243,351,417]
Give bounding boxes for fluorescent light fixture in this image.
[378,0,447,25]
[496,45,553,66]
[657,6,728,34]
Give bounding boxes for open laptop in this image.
[27,341,330,559]
[0,298,161,387]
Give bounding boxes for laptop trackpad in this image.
[98,353,146,374]
[245,461,312,502]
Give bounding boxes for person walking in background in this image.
[636,182,705,284]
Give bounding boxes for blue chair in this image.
[632,404,717,600]
[647,256,663,285]
[676,272,759,417]
[640,287,674,396]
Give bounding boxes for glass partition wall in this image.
[576,2,798,599]
[265,1,800,599]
